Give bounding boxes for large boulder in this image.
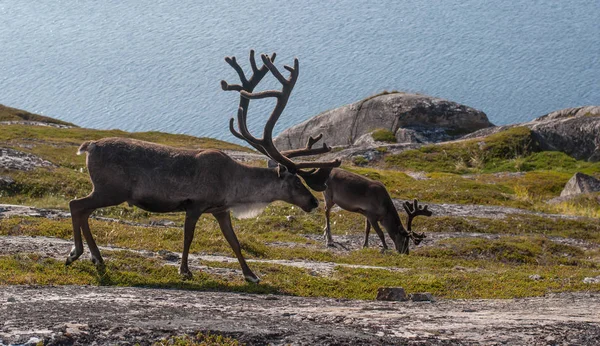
[530,106,600,162]
[274,92,493,150]
[464,106,600,162]
[560,172,600,197]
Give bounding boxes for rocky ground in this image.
[1,285,598,345]
[1,205,599,345]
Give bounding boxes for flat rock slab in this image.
[0,147,56,171]
[0,286,599,345]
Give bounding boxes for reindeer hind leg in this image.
[323,192,335,247]
[67,191,125,266]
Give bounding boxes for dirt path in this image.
[1,286,598,345]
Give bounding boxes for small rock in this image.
[157,250,179,262]
[0,176,15,187]
[286,215,295,222]
[264,295,279,300]
[583,276,600,284]
[150,219,176,227]
[410,292,435,302]
[529,274,543,281]
[376,287,407,301]
[7,296,16,302]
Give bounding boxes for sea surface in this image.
[1,1,598,143]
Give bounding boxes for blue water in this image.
[1,1,598,143]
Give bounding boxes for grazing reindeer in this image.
[323,169,431,253]
[66,50,340,283]
[272,139,432,253]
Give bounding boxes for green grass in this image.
[0,104,76,126]
[384,127,600,175]
[371,128,396,143]
[1,109,599,301]
[155,332,241,346]
[1,211,598,300]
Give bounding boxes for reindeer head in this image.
[395,199,432,254]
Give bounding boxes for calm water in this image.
[1,1,598,143]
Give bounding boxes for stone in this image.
[464,106,600,162]
[409,292,435,302]
[560,173,600,197]
[0,147,56,171]
[583,276,600,284]
[274,92,492,150]
[0,176,15,187]
[529,274,543,281]
[376,287,408,301]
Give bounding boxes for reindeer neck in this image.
[381,199,406,234]
[229,165,285,205]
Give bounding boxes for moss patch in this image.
[371,128,396,143]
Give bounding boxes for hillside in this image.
[0,105,599,345]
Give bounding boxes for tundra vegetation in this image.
[1,106,599,304]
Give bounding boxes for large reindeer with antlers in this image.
[66,50,340,283]
[270,138,432,253]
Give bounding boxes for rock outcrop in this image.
[465,106,600,161]
[560,173,600,197]
[274,92,493,150]
[0,147,56,171]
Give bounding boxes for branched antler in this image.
[222,51,340,176]
[403,199,432,245]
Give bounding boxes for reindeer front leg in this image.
[367,216,389,252]
[362,219,371,248]
[213,211,260,283]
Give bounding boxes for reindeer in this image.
[323,169,431,254]
[272,139,432,254]
[65,50,340,283]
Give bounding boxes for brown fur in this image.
[323,168,411,253]
[67,137,319,283]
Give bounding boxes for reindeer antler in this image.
[280,134,331,159]
[222,51,341,176]
[402,199,432,245]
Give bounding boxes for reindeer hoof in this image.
[91,257,104,266]
[65,246,82,266]
[244,274,260,284]
[179,267,193,280]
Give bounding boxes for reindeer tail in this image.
[76,141,96,155]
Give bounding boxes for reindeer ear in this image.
[299,168,333,191]
[276,164,287,178]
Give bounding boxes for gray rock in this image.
[0,147,56,171]
[583,276,600,284]
[376,287,408,301]
[274,92,493,150]
[465,106,600,162]
[560,173,600,197]
[529,274,543,281]
[409,292,435,302]
[0,176,15,187]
